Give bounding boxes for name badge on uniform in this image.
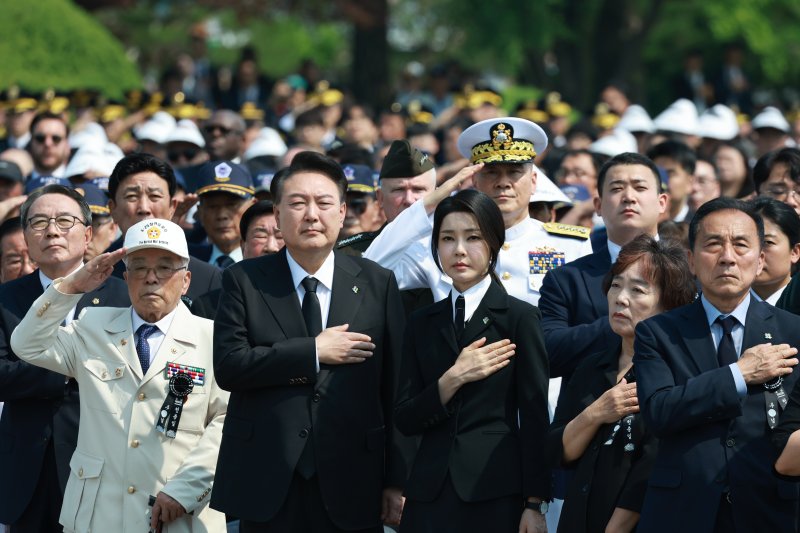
[528,248,565,291]
[165,362,205,386]
[156,372,194,438]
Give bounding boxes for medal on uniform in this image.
[156,372,194,438]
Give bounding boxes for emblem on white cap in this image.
[215,162,232,182]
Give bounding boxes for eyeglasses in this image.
[762,185,800,201]
[203,124,239,136]
[26,215,87,232]
[168,148,201,163]
[126,265,187,280]
[346,196,370,216]
[33,134,64,144]
[91,217,114,230]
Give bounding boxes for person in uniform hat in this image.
[10,218,228,533]
[340,164,384,239]
[76,182,119,262]
[0,160,27,222]
[190,160,256,268]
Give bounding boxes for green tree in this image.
[0,0,141,97]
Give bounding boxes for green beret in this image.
[379,140,434,180]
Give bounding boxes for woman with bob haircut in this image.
[395,189,550,533]
[549,234,696,533]
[749,196,800,307]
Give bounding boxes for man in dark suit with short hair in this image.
[211,152,411,532]
[634,197,800,532]
[0,185,130,531]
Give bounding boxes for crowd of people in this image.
[0,49,800,533]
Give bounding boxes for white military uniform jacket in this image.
[10,283,228,533]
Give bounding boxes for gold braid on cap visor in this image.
[470,140,536,164]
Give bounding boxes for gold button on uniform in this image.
[127,486,136,494]
[502,272,511,280]
[502,243,510,251]
[138,393,146,401]
[131,440,139,448]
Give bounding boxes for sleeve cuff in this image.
[729,363,747,397]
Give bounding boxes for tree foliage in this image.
[0,0,141,97]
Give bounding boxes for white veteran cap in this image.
[457,117,548,164]
[751,106,790,133]
[653,98,700,136]
[123,219,189,260]
[697,104,739,140]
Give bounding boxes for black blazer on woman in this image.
[395,280,550,502]
[549,346,657,533]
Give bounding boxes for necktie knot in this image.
[716,315,738,335]
[137,323,159,339]
[302,276,319,293]
[215,255,234,269]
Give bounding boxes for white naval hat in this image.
[617,105,655,134]
[751,106,790,133]
[653,99,700,136]
[123,218,189,260]
[65,142,115,178]
[68,122,108,150]
[165,119,206,148]
[243,127,288,161]
[529,165,572,205]
[135,119,173,145]
[589,128,638,157]
[457,117,548,164]
[697,104,739,140]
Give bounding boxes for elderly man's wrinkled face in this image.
[124,248,191,323]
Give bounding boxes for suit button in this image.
[312,394,320,403]
[581,484,589,493]
[128,486,136,494]
[726,438,735,447]
[138,393,146,401]
[131,440,140,448]
[299,429,309,438]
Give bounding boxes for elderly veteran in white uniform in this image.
[10,219,228,533]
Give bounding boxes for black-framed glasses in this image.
[126,265,187,280]
[27,215,87,231]
[168,148,201,163]
[33,134,64,144]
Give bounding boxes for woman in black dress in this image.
[395,189,550,533]
[549,235,695,533]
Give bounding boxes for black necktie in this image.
[301,277,323,337]
[215,255,234,269]
[716,315,739,366]
[455,295,465,339]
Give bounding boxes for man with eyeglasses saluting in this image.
[28,111,71,181]
[0,185,129,532]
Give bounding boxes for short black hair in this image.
[29,111,69,137]
[270,151,347,204]
[688,196,765,251]
[295,108,325,129]
[647,140,697,175]
[749,196,800,248]
[239,200,275,240]
[0,217,22,249]
[753,147,800,192]
[431,189,505,286]
[597,152,662,196]
[108,153,177,201]
[20,184,92,229]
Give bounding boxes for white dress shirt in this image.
[131,307,178,366]
[208,244,243,266]
[450,274,492,324]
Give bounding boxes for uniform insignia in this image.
[529,247,566,274]
[165,362,205,386]
[542,222,591,240]
[92,298,100,305]
[214,162,232,182]
[482,317,489,325]
[336,230,379,249]
[765,333,772,340]
[352,286,359,294]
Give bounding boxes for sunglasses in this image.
[203,124,239,136]
[168,148,201,162]
[33,134,64,144]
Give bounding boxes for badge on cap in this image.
[215,162,232,182]
[344,166,355,181]
[147,226,161,240]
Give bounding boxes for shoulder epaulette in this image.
[336,230,379,249]
[542,222,591,240]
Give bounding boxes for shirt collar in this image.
[39,264,84,290]
[607,234,660,264]
[209,244,243,265]
[286,249,335,292]
[701,292,751,328]
[450,274,492,322]
[131,305,179,335]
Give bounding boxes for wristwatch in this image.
[525,500,549,514]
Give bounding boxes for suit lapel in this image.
[430,296,459,355]
[76,282,110,314]
[460,281,508,347]
[18,271,45,314]
[256,250,306,339]
[580,248,611,318]
[742,299,774,350]
[102,307,142,380]
[677,299,718,374]
[141,304,193,386]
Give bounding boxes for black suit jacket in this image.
[107,236,222,303]
[188,242,212,263]
[395,281,550,502]
[211,249,412,528]
[539,246,617,379]
[634,298,800,532]
[0,270,130,524]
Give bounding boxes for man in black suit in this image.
[539,152,668,379]
[634,197,800,532]
[105,153,222,303]
[0,185,130,531]
[211,152,410,532]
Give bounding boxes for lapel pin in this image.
[482,317,489,325]
[92,298,100,305]
[120,339,127,346]
[352,286,359,294]
[765,333,773,340]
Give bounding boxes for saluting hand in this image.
[737,343,799,385]
[317,324,376,365]
[422,163,485,215]
[59,247,127,295]
[589,378,639,425]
